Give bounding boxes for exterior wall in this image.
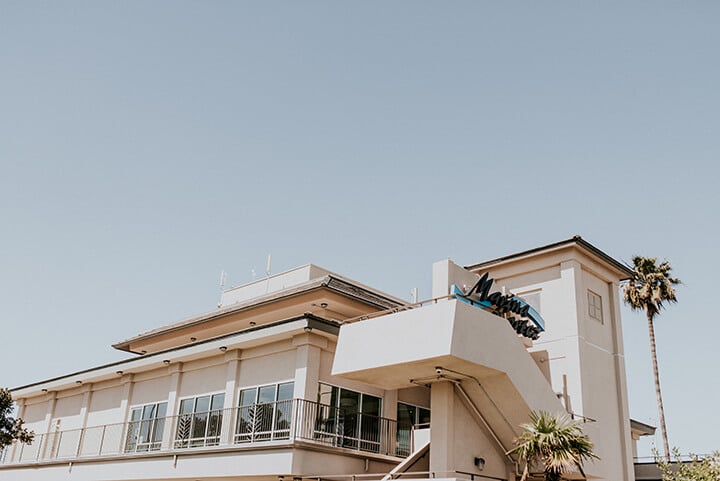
[476,248,635,481]
[428,382,511,479]
[5,321,410,480]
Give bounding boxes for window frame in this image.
[587,290,604,323]
[235,381,295,443]
[125,401,168,453]
[174,391,226,448]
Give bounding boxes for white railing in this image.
[2,399,401,466]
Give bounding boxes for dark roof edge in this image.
[14,314,338,393]
[465,235,634,279]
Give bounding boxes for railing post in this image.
[76,428,85,458]
[17,441,24,463]
[35,434,43,461]
[98,425,107,456]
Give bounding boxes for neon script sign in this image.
[452,272,545,340]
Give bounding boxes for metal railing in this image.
[2,399,401,466]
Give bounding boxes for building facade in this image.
[1,237,642,481]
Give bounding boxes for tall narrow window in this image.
[175,393,225,448]
[317,383,382,453]
[236,381,294,443]
[588,290,603,323]
[396,402,431,456]
[125,402,167,452]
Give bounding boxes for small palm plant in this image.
[507,410,599,481]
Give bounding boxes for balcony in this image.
[1,399,403,466]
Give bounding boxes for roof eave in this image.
[465,236,633,280]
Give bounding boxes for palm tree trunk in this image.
[647,311,670,462]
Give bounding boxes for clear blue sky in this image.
[1,1,718,458]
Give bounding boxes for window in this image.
[588,290,603,323]
[317,383,382,452]
[125,402,167,452]
[175,393,225,448]
[235,382,294,443]
[396,402,431,456]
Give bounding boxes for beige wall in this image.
[474,248,635,481]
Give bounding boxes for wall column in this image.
[162,363,183,450]
[76,384,93,456]
[222,350,241,444]
[609,281,634,481]
[292,331,325,441]
[39,391,57,460]
[429,381,455,476]
[9,398,27,462]
[292,332,325,400]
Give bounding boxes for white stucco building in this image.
[1,237,647,480]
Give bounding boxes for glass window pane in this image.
[211,393,225,410]
[142,405,156,420]
[156,402,167,418]
[239,388,257,406]
[179,399,194,415]
[277,382,294,401]
[397,403,415,426]
[195,396,211,413]
[418,408,431,425]
[361,394,381,417]
[131,408,142,422]
[339,389,359,415]
[258,385,276,404]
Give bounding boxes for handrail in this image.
[2,399,402,466]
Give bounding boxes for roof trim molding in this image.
[465,236,633,280]
[113,275,405,352]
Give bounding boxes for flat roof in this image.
[113,274,406,352]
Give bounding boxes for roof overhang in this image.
[13,315,339,399]
[465,236,633,281]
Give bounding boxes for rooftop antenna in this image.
[265,254,272,294]
[217,270,227,308]
[411,287,419,304]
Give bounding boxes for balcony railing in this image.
[2,399,401,466]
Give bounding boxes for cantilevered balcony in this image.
[2,399,401,466]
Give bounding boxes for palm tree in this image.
[507,410,599,481]
[623,256,680,462]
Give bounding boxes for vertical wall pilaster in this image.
[609,281,634,481]
[162,363,183,449]
[292,333,324,400]
[222,350,241,444]
[9,398,27,462]
[429,381,455,475]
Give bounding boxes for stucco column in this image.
[115,375,134,455]
[76,384,93,456]
[429,381,455,476]
[292,332,325,400]
[222,350,241,445]
[162,363,183,450]
[292,331,325,440]
[559,260,584,412]
[382,389,398,456]
[39,391,57,460]
[608,281,634,481]
[9,397,26,462]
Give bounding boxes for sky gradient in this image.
[1,1,718,458]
